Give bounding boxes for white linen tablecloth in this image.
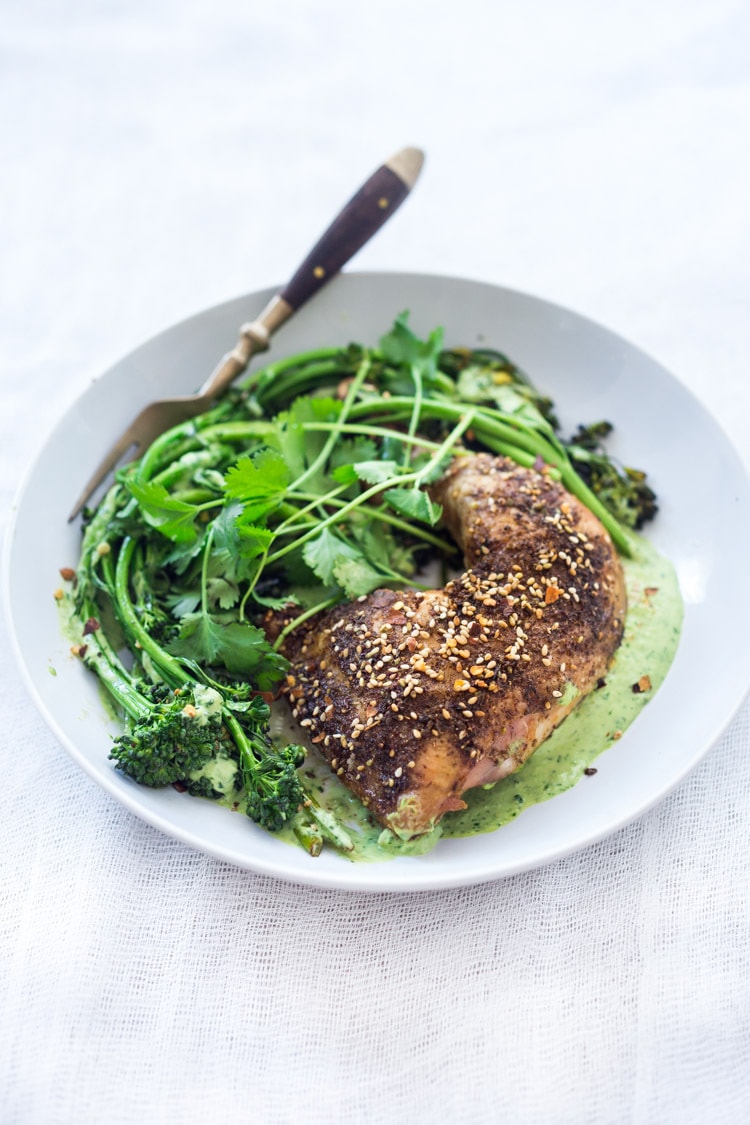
[2,3,749,1122]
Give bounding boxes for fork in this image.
[68,145,425,520]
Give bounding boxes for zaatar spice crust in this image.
[283,454,627,839]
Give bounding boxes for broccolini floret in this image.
[109,683,224,788]
[231,697,306,831]
[567,422,658,530]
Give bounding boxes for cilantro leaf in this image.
[330,463,359,486]
[378,312,444,394]
[380,312,443,372]
[166,591,201,618]
[384,487,443,526]
[224,448,290,505]
[125,480,202,543]
[206,577,241,610]
[302,528,362,586]
[234,522,275,560]
[348,518,415,576]
[211,502,263,583]
[331,459,401,487]
[267,419,306,480]
[353,459,401,485]
[167,613,287,688]
[329,436,377,471]
[332,556,386,599]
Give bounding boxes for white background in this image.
[2,2,749,1122]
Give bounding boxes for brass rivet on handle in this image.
[313,265,326,278]
[378,197,389,209]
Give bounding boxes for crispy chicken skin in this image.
[283,454,627,838]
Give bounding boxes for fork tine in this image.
[67,427,142,522]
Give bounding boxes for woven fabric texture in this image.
[2,2,750,1122]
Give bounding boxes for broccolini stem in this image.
[241,346,343,392]
[302,796,354,852]
[110,538,190,688]
[292,816,323,857]
[253,356,348,409]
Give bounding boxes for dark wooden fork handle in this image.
[202,146,424,398]
[280,149,423,311]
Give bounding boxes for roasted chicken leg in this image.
[283,454,627,838]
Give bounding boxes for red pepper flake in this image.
[545,585,561,605]
[59,567,76,582]
[82,617,101,636]
[584,767,598,776]
[172,781,188,793]
[632,675,652,694]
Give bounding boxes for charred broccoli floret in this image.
[230,697,306,832]
[567,422,658,530]
[108,683,224,788]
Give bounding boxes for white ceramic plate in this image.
[5,272,750,891]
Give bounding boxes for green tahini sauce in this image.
[273,530,683,862]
